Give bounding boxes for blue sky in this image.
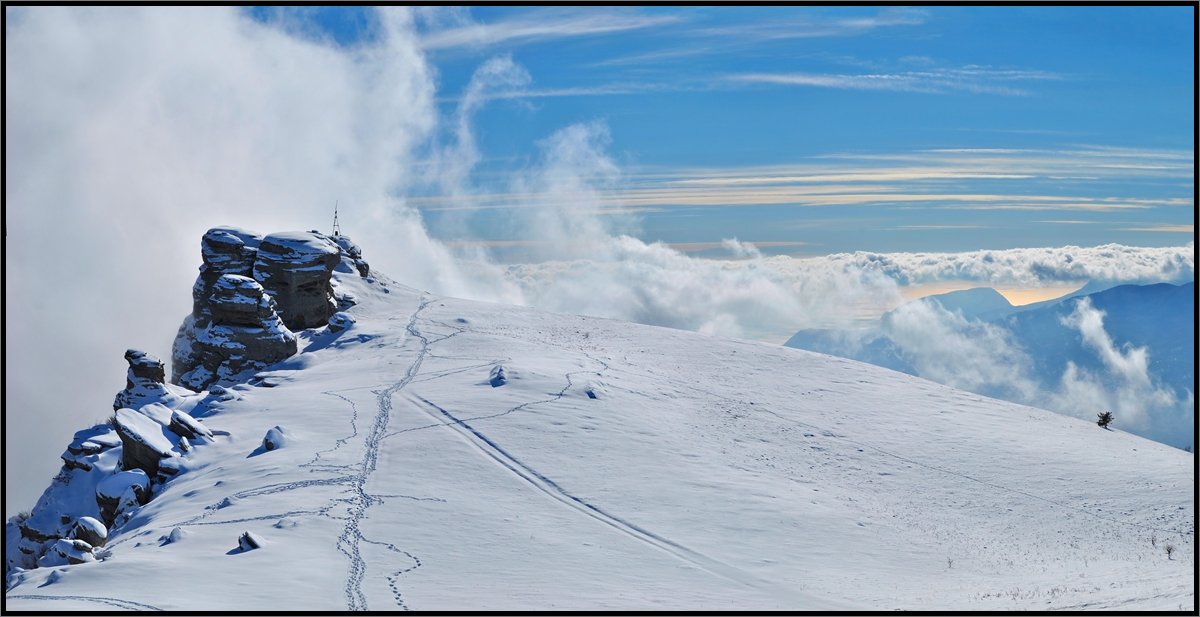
[261,6,1193,258]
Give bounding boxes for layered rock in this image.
[252,232,341,329]
[60,425,121,472]
[112,409,179,478]
[172,227,372,390]
[173,274,297,391]
[113,350,188,411]
[193,227,263,320]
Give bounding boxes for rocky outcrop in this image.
[193,227,263,320]
[7,224,372,581]
[173,274,297,391]
[171,227,370,390]
[173,227,296,391]
[60,425,121,472]
[112,409,179,477]
[114,350,187,411]
[253,232,341,329]
[168,409,212,441]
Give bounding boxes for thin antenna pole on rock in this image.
[332,200,341,237]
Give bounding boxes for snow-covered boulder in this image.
[489,365,508,387]
[327,311,356,334]
[37,538,95,567]
[262,426,287,451]
[95,469,151,527]
[237,531,265,552]
[69,517,107,548]
[252,232,341,330]
[112,409,178,476]
[168,409,212,441]
[208,274,273,326]
[160,527,187,546]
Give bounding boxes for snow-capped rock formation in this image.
[6,226,376,584]
[7,359,221,577]
[113,349,191,411]
[180,274,299,391]
[94,469,151,528]
[252,232,341,329]
[172,273,296,391]
[68,517,107,549]
[173,227,295,391]
[6,231,1193,611]
[191,226,264,320]
[172,227,369,391]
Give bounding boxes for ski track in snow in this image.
[339,296,433,611]
[7,594,163,611]
[410,392,768,592]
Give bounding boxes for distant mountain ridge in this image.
[785,281,1195,449]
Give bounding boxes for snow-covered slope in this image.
[5,270,1194,611]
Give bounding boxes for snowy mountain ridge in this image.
[4,229,1194,611]
[784,281,1196,450]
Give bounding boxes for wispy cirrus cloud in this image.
[1121,224,1195,233]
[407,148,1192,213]
[727,65,1065,96]
[418,8,678,50]
[692,7,927,40]
[896,224,987,230]
[437,81,699,104]
[587,8,928,68]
